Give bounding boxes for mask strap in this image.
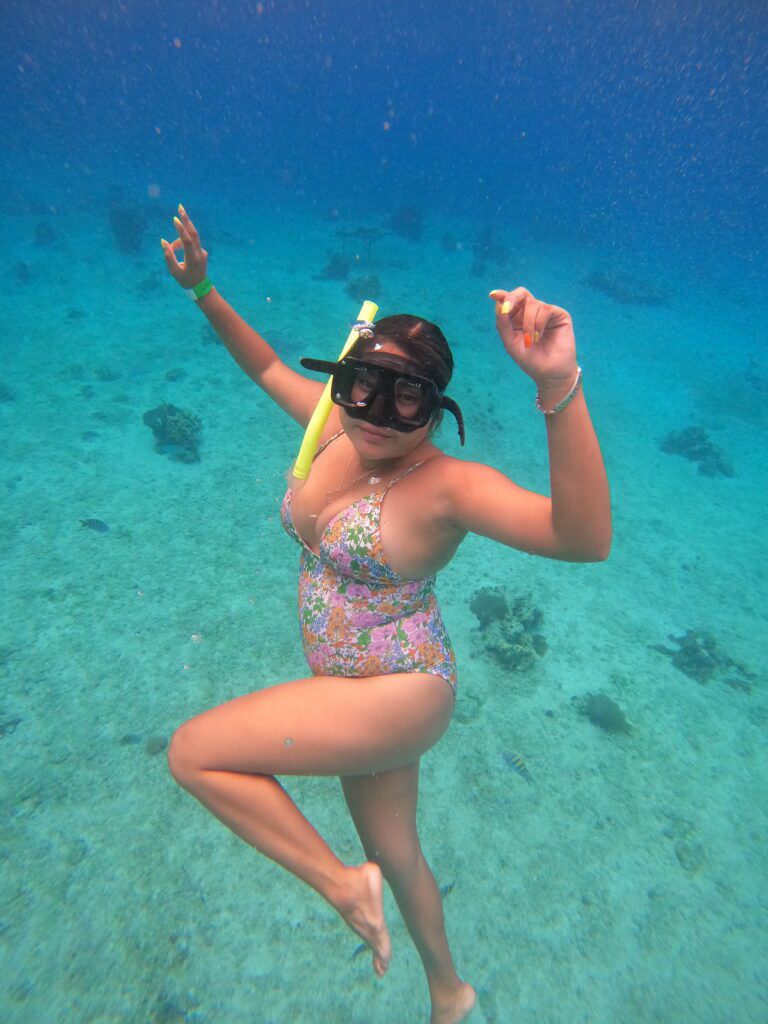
[440,397,465,446]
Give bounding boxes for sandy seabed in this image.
[2,190,766,1023]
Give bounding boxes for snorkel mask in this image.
[300,326,465,444]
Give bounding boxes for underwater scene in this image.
[2,1,766,1022]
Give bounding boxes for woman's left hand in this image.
[490,287,577,387]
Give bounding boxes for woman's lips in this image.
[358,425,390,440]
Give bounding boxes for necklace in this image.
[322,455,397,504]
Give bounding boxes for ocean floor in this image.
[2,187,767,1023]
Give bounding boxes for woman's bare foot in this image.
[430,981,478,1024]
[334,863,392,976]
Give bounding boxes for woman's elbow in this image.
[582,530,612,562]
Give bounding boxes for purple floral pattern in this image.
[280,485,457,697]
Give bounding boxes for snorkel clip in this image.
[351,319,376,339]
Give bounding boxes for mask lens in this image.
[332,358,438,430]
[394,377,428,421]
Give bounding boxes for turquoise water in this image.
[2,3,767,1022]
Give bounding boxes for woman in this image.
[161,206,611,1024]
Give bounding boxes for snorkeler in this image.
[160,205,611,1024]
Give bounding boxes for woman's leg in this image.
[167,671,453,976]
[341,765,477,1024]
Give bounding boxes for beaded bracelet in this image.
[535,367,583,415]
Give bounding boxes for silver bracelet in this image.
[535,367,583,415]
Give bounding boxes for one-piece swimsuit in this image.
[280,431,457,697]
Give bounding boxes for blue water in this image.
[3,2,767,1022]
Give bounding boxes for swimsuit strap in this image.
[381,458,430,497]
[314,429,345,460]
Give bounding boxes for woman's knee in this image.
[167,720,202,786]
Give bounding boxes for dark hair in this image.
[349,314,454,436]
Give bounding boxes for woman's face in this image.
[340,341,433,461]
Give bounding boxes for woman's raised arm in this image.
[443,287,611,563]
[161,204,324,427]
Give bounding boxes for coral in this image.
[389,205,423,241]
[345,274,380,303]
[659,426,734,477]
[470,588,547,672]
[336,226,383,263]
[34,221,56,246]
[651,629,754,689]
[578,692,632,734]
[319,251,351,280]
[472,226,509,269]
[107,188,147,254]
[469,587,508,628]
[585,271,668,306]
[142,403,202,463]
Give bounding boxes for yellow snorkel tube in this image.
[291,300,379,482]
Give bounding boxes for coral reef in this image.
[659,426,734,477]
[319,251,351,280]
[578,692,632,734]
[469,587,547,672]
[469,587,509,628]
[471,226,509,277]
[34,221,56,246]
[345,274,380,303]
[651,629,754,690]
[585,271,668,307]
[336,226,383,262]
[388,205,423,241]
[142,403,202,463]
[107,188,148,254]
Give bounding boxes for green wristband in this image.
[186,277,214,301]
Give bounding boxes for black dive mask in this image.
[300,354,465,444]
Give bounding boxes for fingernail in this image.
[534,331,540,344]
[501,300,511,315]
[178,203,186,217]
[524,333,532,348]
[160,238,168,248]
[173,216,182,228]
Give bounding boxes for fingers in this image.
[490,286,531,344]
[490,288,568,346]
[176,202,200,245]
[160,236,184,276]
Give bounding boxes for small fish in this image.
[503,751,533,783]
[351,942,368,959]
[0,717,21,738]
[80,518,109,533]
[439,881,455,900]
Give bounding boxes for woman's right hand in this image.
[161,204,208,289]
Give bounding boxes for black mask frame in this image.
[300,354,465,444]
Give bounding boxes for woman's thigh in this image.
[169,672,453,778]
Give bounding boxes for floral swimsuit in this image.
[280,432,457,698]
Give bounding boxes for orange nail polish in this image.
[524,332,532,348]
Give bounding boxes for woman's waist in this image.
[299,578,440,624]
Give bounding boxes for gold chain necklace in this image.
[322,454,398,505]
